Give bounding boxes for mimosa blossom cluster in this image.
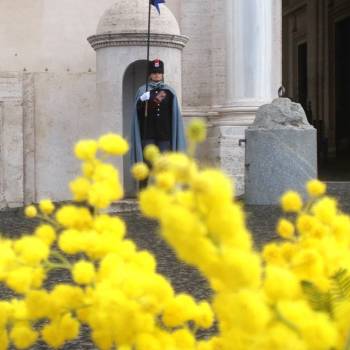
[0,123,350,350]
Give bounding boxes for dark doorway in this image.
[321,16,350,181]
[335,17,350,157]
[297,42,309,120]
[320,16,350,180]
[123,60,148,197]
[282,1,350,181]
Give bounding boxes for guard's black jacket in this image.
[137,88,173,141]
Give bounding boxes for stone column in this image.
[208,0,282,195]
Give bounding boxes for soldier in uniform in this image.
[131,59,186,165]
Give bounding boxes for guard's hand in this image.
[140,91,150,101]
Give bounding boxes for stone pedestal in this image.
[245,98,317,205]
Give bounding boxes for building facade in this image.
[0,0,282,207]
[283,0,350,175]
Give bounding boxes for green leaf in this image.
[331,268,350,302]
[301,280,334,317]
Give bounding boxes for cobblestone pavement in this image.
[0,182,349,349]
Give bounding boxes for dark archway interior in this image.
[335,17,350,156]
[283,0,350,181]
[122,60,148,197]
[321,16,350,180]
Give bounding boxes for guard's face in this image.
[149,73,163,82]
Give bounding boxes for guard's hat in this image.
[149,59,164,74]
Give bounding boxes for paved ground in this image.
[0,181,349,349]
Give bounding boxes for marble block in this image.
[245,98,317,205]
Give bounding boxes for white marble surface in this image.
[0,101,24,208]
[34,73,98,201]
[97,0,179,35]
[207,125,247,196]
[0,0,119,73]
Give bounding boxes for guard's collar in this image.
[148,81,164,89]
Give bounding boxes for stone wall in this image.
[0,71,98,207]
[0,0,117,73]
[180,0,213,109]
[0,73,24,207]
[33,73,98,202]
[0,0,123,208]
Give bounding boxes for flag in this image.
[151,0,165,14]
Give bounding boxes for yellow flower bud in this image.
[144,144,160,163]
[98,133,129,156]
[187,119,207,143]
[172,328,196,349]
[311,197,337,224]
[306,179,326,197]
[60,313,80,341]
[0,329,9,349]
[42,321,65,348]
[136,334,160,350]
[74,140,98,161]
[35,224,56,246]
[131,163,149,181]
[25,290,51,319]
[39,199,55,215]
[195,301,214,329]
[56,205,92,229]
[82,160,99,178]
[31,267,46,289]
[6,267,33,293]
[276,218,295,239]
[280,191,303,212]
[24,205,37,218]
[69,177,91,201]
[14,236,49,265]
[162,294,197,327]
[58,229,83,254]
[10,323,38,349]
[88,182,115,209]
[72,260,96,285]
[155,171,175,190]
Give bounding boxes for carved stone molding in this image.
[88,32,189,51]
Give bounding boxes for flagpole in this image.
[146,0,151,92]
[144,0,152,118]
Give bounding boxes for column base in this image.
[206,106,257,196]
